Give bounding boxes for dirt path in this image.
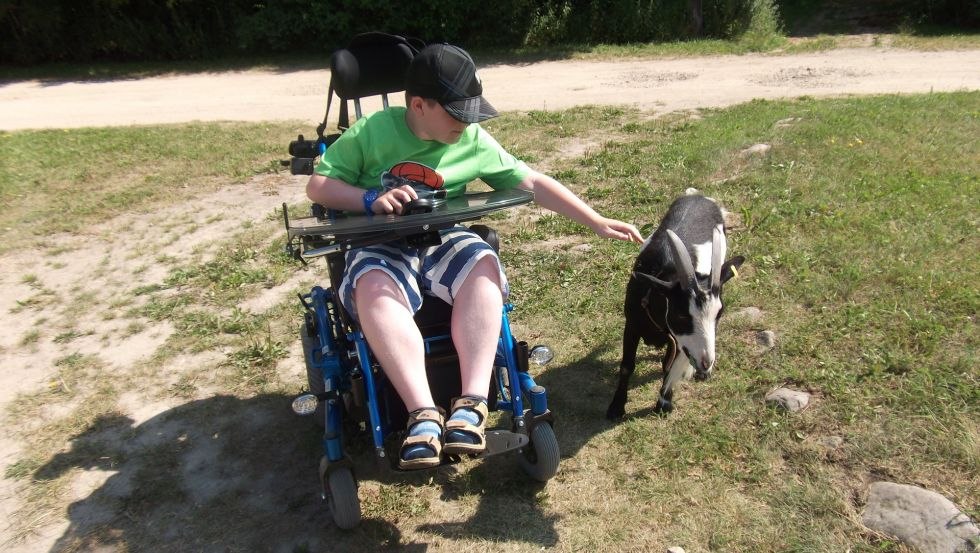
[2,46,979,130]
[1,44,979,552]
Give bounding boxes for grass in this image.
[0,121,302,255]
[1,91,978,551]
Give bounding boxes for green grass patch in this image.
[0,121,302,255]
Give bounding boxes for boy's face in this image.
[413,98,470,144]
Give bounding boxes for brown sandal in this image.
[398,407,444,470]
[443,396,488,455]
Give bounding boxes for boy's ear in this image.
[407,95,423,112]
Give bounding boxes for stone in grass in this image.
[731,306,764,324]
[863,481,980,553]
[765,387,810,412]
[756,329,776,349]
[740,143,771,158]
[666,548,686,553]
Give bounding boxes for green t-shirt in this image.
[314,106,531,197]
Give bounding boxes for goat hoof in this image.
[606,403,626,421]
[653,398,673,414]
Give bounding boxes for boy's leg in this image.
[445,255,503,454]
[451,255,503,397]
[353,269,434,411]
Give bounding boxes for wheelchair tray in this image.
[287,189,533,258]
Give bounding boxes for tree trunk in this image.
[689,0,704,36]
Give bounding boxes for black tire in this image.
[518,423,560,482]
[326,467,361,529]
[301,323,325,427]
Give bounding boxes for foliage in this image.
[1,0,770,65]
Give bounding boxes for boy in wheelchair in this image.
[306,43,642,470]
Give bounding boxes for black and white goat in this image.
[606,194,745,419]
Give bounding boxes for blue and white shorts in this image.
[338,226,509,321]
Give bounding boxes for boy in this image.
[307,43,641,469]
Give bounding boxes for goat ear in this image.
[633,271,674,290]
[720,256,746,284]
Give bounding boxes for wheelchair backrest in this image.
[326,32,423,132]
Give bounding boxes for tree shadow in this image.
[36,394,426,553]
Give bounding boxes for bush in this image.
[740,0,785,50]
[18,0,977,65]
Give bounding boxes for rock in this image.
[732,306,763,324]
[775,117,801,127]
[570,243,593,254]
[740,143,771,158]
[765,387,810,412]
[684,187,701,196]
[817,435,844,450]
[723,209,744,230]
[863,481,980,553]
[757,329,776,348]
[667,547,686,553]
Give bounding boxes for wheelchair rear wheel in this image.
[326,467,361,529]
[518,423,560,482]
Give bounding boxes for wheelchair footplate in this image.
[384,428,531,473]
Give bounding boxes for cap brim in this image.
[443,96,498,123]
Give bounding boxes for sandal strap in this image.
[406,406,445,429]
[446,396,487,430]
[400,433,442,456]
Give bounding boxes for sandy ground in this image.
[1,44,979,552]
[2,46,979,131]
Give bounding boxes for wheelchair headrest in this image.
[330,32,422,100]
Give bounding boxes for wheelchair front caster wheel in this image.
[326,467,361,529]
[518,423,560,482]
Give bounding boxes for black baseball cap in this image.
[405,43,498,124]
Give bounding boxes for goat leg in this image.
[606,326,642,420]
[654,336,686,414]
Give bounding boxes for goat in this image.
[606,194,745,419]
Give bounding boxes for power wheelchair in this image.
[282,32,560,530]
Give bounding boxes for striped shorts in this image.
[338,226,509,321]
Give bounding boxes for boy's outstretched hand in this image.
[591,217,643,244]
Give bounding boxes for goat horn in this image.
[666,229,696,290]
[710,224,726,293]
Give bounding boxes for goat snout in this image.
[693,354,714,381]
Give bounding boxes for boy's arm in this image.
[307,174,418,215]
[517,170,642,243]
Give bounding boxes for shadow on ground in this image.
[531,342,668,461]
[35,394,422,552]
[35,389,571,552]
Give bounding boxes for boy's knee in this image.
[471,255,502,285]
[352,270,406,306]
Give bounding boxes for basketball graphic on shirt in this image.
[389,161,444,189]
